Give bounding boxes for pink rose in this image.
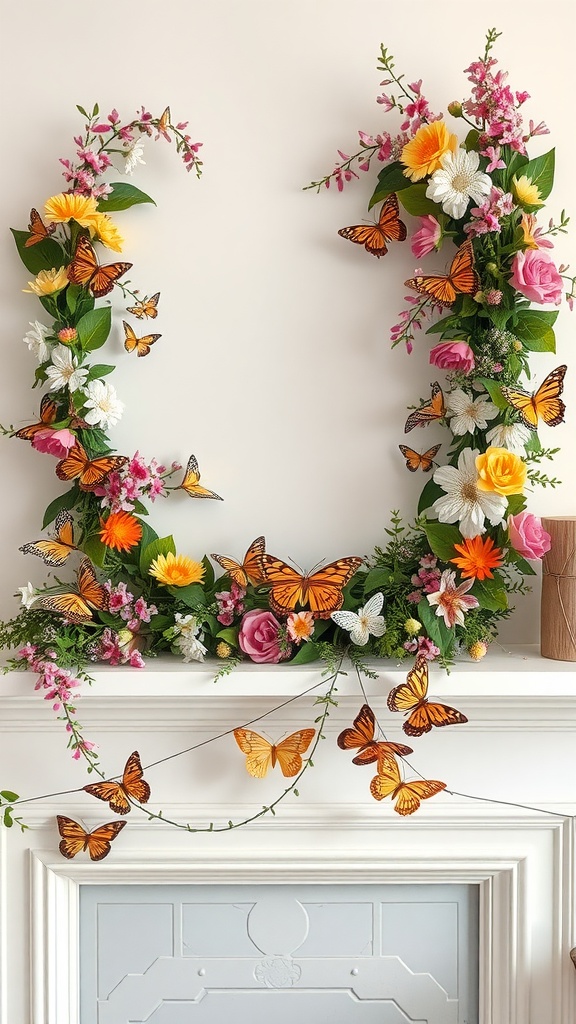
[508,511,551,560]
[429,341,475,374]
[509,250,563,305]
[31,428,76,458]
[238,609,287,663]
[410,215,441,258]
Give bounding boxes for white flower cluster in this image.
[173,613,207,663]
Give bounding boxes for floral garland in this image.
[0,30,572,841]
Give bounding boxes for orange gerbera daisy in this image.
[400,121,458,182]
[99,511,143,552]
[450,535,503,581]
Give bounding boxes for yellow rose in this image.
[400,121,458,182]
[475,446,527,496]
[44,193,99,227]
[23,267,69,295]
[89,212,124,252]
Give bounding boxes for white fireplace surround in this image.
[1,644,576,1023]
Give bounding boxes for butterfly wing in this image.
[37,592,93,623]
[68,236,132,297]
[387,657,429,714]
[338,223,389,258]
[305,557,364,617]
[211,536,266,587]
[234,728,274,778]
[57,815,90,859]
[84,821,127,860]
[80,455,127,491]
[369,754,402,801]
[502,365,567,429]
[20,509,76,566]
[26,208,55,247]
[77,558,108,611]
[126,292,160,319]
[55,440,89,482]
[337,704,376,751]
[257,556,305,616]
[404,382,445,433]
[14,394,58,441]
[178,454,223,500]
[123,321,161,357]
[274,729,316,777]
[84,780,130,815]
[405,241,479,307]
[393,779,446,815]
[352,739,413,766]
[404,702,468,738]
[121,751,151,804]
[377,193,407,242]
[399,443,441,472]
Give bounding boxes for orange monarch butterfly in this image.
[338,192,407,258]
[67,235,132,297]
[126,292,160,319]
[369,754,446,815]
[19,509,77,567]
[25,208,56,247]
[176,454,223,500]
[258,553,363,618]
[398,443,441,472]
[500,364,567,429]
[404,382,445,433]
[84,751,151,815]
[123,321,161,357]
[13,394,58,441]
[56,440,127,491]
[36,557,109,623]
[405,240,480,307]
[234,728,315,778]
[157,106,171,137]
[210,536,267,587]
[57,815,126,860]
[337,704,413,765]
[387,657,468,737]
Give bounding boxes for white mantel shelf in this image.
[2,644,575,699]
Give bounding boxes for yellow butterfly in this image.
[234,728,315,778]
[176,455,223,500]
[369,754,446,815]
[123,321,161,357]
[126,292,160,319]
[501,365,567,429]
[20,509,77,567]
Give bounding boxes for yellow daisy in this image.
[44,193,99,227]
[23,267,69,295]
[149,552,205,587]
[89,213,124,252]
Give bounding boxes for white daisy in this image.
[485,421,531,454]
[426,149,492,220]
[331,592,386,646]
[173,613,207,663]
[433,448,507,538]
[18,582,39,609]
[82,379,124,429]
[45,345,89,392]
[23,321,53,364]
[445,388,498,435]
[123,138,146,175]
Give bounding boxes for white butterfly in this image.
[331,592,386,646]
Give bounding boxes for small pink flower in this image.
[485,289,503,306]
[429,341,475,374]
[508,512,551,560]
[484,145,506,172]
[32,428,76,459]
[238,610,287,664]
[286,611,315,644]
[411,216,442,258]
[416,637,441,660]
[57,327,78,344]
[427,570,479,628]
[509,250,563,305]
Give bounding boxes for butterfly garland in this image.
[84,751,151,815]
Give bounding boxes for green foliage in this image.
[11,229,65,275]
[76,307,112,352]
[140,535,177,576]
[42,486,80,529]
[514,309,558,352]
[516,148,555,204]
[368,161,411,209]
[398,184,438,217]
[423,522,461,561]
[99,183,156,211]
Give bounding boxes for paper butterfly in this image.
[387,657,468,737]
[259,553,363,618]
[337,704,413,765]
[84,751,151,815]
[157,106,171,138]
[67,235,132,297]
[398,443,441,472]
[369,754,446,815]
[405,240,479,307]
[19,509,77,567]
[123,321,161,357]
[14,394,58,441]
[210,536,266,587]
[331,592,386,646]
[500,364,567,429]
[25,208,56,247]
[404,382,445,433]
[338,192,407,257]
[234,728,315,778]
[126,292,160,319]
[56,815,126,860]
[177,454,223,500]
[36,557,108,623]
[56,440,127,491]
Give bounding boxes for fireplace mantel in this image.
[1,644,575,1023]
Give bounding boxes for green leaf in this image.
[477,377,508,410]
[363,567,393,594]
[215,626,240,647]
[76,307,112,352]
[42,486,79,529]
[11,229,66,275]
[368,161,411,210]
[506,548,536,576]
[418,479,444,515]
[397,183,438,217]
[201,555,214,590]
[516,148,555,203]
[514,310,558,353]
[290,641,321,665]
[98,183,156,212]
[471,578,508,611]
[425,313,462,335]
[3,808,13,828]
[81,534,107,568]
[463,128,480,151]
[140,535,176,576]
[506,493,527,517]
[85,364,115,382]
[487,307,512,331]
[417,598,454,656]
[169,583,205,609]
[423,523,462,561]
[0,791,19,803]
